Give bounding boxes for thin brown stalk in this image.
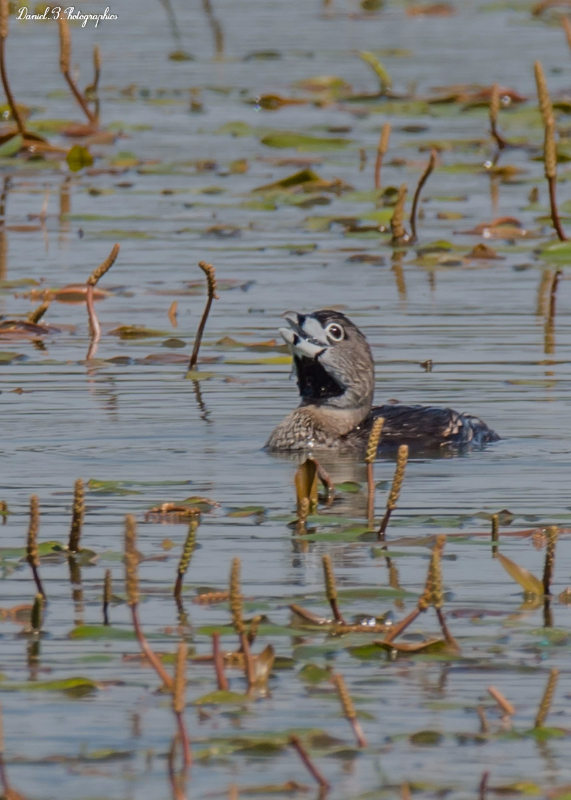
[86,243,120,345]
[487,686,515,716]
[173,642,192,769]
[68,478,84,553]
[535,668,559,728]
[31,593,43,633]
[383,606,423,644]
[563,15,571,52]
[125,515,174,689]
[58,18,97,126]
[85,44,101,121]
[103,568,112,626]
[322,554,345,624]
[409,150,436,243]
[167,734,187,800]
[549,270,562,319]
[546,123,567,242]
[366,417,384,525]
[489,84,508,151]
[0,1,26,139]
[212,632,229,691]
[27,495,45,599]
[240,632,255,689]
[479,771,490,800]
[188,261,219,371]
[543,525,558,596]
[229,557,245,635]
[374,123,391,190]
[390,184,409,246]
[174,518,198,605]
[491,513,499,557]
[26,302,50,325]
[401,785,412,800]
[331,673,367,747]
[289,735,330,792]
[0,701,11,799]
[534,61,566,242]
[378,444,408,540]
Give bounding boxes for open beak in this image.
[279,312,326,360]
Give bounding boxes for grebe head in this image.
[279,309,375,414]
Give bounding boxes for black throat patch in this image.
[294,355,345,403]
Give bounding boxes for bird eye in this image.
[326,323,344,342]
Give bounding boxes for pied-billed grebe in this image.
[265,309,499,453]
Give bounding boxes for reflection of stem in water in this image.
[191,378,211,423]
[391,251,407,304]
[68,556,84,627]
[548,269,562,320]
[159,0,185,53]
[478,771,489,800]
[212,632,229,691]
[374,123,391,191]
[489,172,499,214]
[201,0,224,59]
[103,568,112,625]
[536,269,552,317]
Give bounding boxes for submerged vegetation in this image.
[1,1,571,799]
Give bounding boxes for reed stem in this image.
[374,123,391,190]
[103,568,112,625]
[86,243,120,344]
[409,150,436,243]
[174,518,198,606]
[331,673,367,747]
[322,554,345,624]
[58,18,98,125]
[68,478,84,553]
[173,642,192,769]
[188,261,219,371]
[27,494,45,599]
[534,668,558,728]
[212,632,229,691]
[378,444,408,540]
[289,735,330,791]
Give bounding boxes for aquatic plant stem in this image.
[479,771,490,800]
[377,444,408,540]
[172,642,192,770]
[0,3,26,140]
[322,554,345,624]
[188,261,219,371]
[125,515,174,689]
[58,17,98,126]
[68,478,84,553]
[212,632,229,691]
[534,668,558,728]
[489,84,508,151]
[487,686,515,716]
[289,735,330,792]
[240,633,255,690]
[27,494,46,600]
[409,149,436,243]
[366,417,384,527]
[491,514,499,557]
[374,123,391,190]
[174,518,198,608]
[543,525,558,596]
[331,673,367,747]
[549,270,562,320]
[103,568,112,625]
[383,606,423,644]
[86,243,120,345]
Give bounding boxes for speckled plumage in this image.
[265,309,499,454]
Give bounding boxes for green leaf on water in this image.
[109,326,170,339]
[536,240,571,264]
[87,479,142,495]
[68,625,136,641]
[359,51,392,93]
[193,690,248,706]
[0,677,99,696]
[0,351,25,364]
[496,552,543,595]
[260,132,352,151]
[0,134,22,157]
[409,730,444,746]
[334,481,362,493]
[227,506,267,518]
[298,663,331,684]
[0,541,64,559]
[66,144,94,172]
